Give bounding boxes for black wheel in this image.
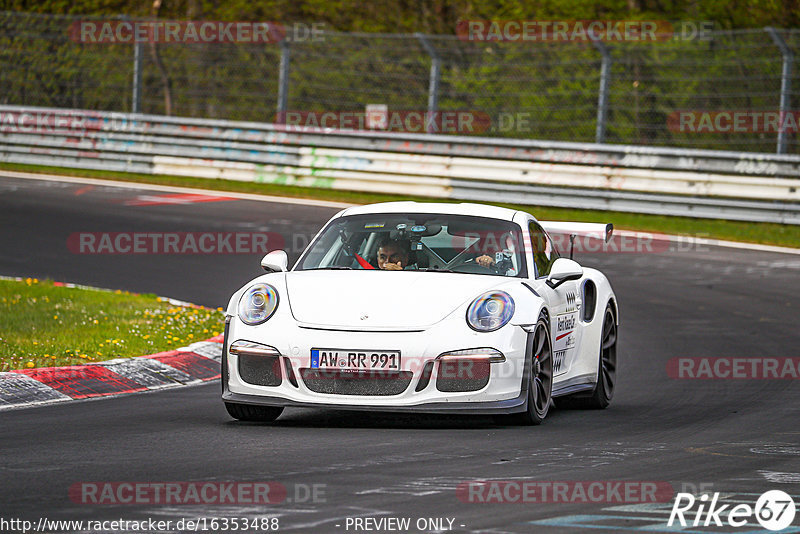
[224,402,283,422]
[590,305,617,408]
[561,304,617,409]
[511,316,553,425]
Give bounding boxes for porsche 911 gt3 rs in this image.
[221,201,618,425]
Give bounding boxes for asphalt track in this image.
[0,174,799,533]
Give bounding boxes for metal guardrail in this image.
[1,106,800,224]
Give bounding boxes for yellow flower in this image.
[53,315,58,320]
[93,319,98,324]
[26,361,34,368]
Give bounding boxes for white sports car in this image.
[221,202,618,424]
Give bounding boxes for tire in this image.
[510,315,553,425]
[561,304,617,409]
[224,402,284,422]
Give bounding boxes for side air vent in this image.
[582,280,597,322]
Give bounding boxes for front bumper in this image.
[221,314,531,413]
[222,391,528,415]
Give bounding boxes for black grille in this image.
[435,359,490,392]
[238,354,282,386]
[300,369,413,396]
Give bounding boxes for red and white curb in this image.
[0,336,224,411]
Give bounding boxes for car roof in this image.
[340,201,524,221]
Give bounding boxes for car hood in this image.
[285,270,505,330]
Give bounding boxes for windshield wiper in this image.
[417,267,455,273]
[307,266,353,270]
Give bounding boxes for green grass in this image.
[2,162,799,248]
[0,278,224,371]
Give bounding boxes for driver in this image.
[377,236,496,271]
[377,238,411,270]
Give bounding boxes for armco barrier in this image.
[1,106,799,224]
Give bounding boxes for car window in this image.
[297,213,528,278]
[528,221,559,278]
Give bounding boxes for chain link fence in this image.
[2,11,800,154]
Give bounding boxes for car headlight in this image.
[466,291,514,332]
[237,283,279,325]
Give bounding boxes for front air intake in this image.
[300,369,413,396]
[238,354,282,387]
[435,358,490,392]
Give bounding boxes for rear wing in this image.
[539,221,614,259]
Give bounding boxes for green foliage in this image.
[0,278,223,371]
[1,5,799,150]
[2,0,798,29]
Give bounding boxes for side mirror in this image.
[547,258,583,289]
[261,250,288,272]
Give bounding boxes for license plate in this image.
[310,349,401,371]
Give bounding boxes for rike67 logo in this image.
[669,490,796,531]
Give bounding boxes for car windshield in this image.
[297,213,527,277]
